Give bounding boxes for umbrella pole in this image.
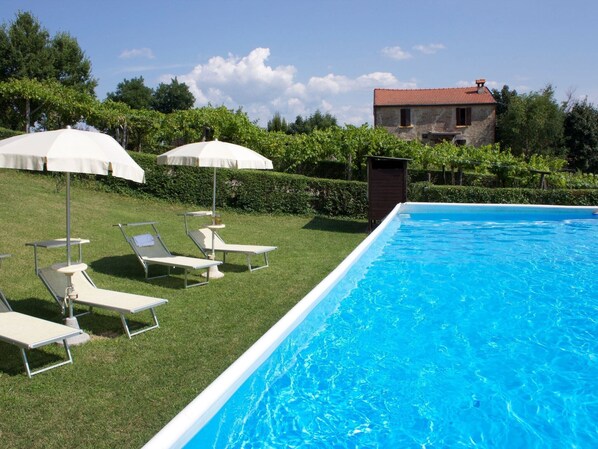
[66,172,71,266]
[60,172,91,344]
[212,168,217,258]
[212,168,217,225]
[203,167,224,279]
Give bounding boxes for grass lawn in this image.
[0,169,367,449]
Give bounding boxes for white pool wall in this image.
[399,202,598,217]
[143,202,597,449]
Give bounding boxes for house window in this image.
[400,108,411,127]
[456,107,472,126]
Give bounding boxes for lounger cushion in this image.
[38,268,169,315]
[142,255,221,270]
[72,285,167,314]
[190,229,277,255]
[0,312,81,349]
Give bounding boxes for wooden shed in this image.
[367,156,409,231]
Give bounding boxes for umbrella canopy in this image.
[156,139,273,170]
[157,139,273,217]
[0,128,145,183]
[0,128,145,265]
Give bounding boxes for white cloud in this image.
[413,43,445,54]
[119,48,155,59]
[174,47,415,126]
[381,46,412,60]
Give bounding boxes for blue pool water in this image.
[187,208,598,448]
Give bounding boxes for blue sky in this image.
[3,0,597,127]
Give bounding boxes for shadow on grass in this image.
[89,254,230,289]
[0,298,151,378]
[89,254,140,279]
[302,216,367,234]
[12,297,150,339]
[0,342,68,378]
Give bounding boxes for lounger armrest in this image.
[116,221,158,228]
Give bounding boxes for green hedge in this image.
[94,154,597,218]
[409,182,598,206]
[96,152,369,218]
[0,127,22,139]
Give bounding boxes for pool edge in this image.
[142,202,597,448]
[142,204,402,449]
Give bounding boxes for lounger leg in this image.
[119,309,161,338]
[20,348,32,378]
[183,268,210,288]
[120,314,132,339]
[248,253,270,272]
[20,340,74,378]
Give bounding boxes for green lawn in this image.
[0,169,367,449]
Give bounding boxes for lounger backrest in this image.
[191,228,226,249]
[128,233,172,259]
[38,267,95,301]
[0,290,11,312]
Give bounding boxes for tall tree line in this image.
[492,84,598,173]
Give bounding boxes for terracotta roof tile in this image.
[374,86,496,106]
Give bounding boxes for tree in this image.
[50,32,96,94]
[288,110,338,134]
[106,76,154,110]
[564,99,598,173]
[491,85,518,117]
[0,11,97,131]
[496,85,565,157]
[0,12,96,91]
[267,112,288,132]
[152,77,195,113]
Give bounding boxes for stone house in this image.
[373,80,496,146]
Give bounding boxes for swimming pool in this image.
[144,203,598,448]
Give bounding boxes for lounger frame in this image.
[187,228,276,272]
[36,267,167,339]
[117,222,220,288]
[0,289,79,378]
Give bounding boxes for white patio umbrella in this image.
[0,128,145,263]
[157,139,273,218]
[0,128,145,341]
[157,140,273,278]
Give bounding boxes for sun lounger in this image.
[117,222,222,288]
[188,228,277,271]
[37,265,168,338]
[0,254,81,378]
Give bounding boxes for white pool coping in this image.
[143,202,597,449]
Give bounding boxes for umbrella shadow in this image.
[89,255,141,280]
[302,216,367,234]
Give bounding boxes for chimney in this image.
[476,79,486,94]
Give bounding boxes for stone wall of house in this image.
[374,104,496,146]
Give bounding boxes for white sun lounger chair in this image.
[188,228,277,272]
[37,266,168,338]
[0,254,81,378]
[117,222,222,288]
